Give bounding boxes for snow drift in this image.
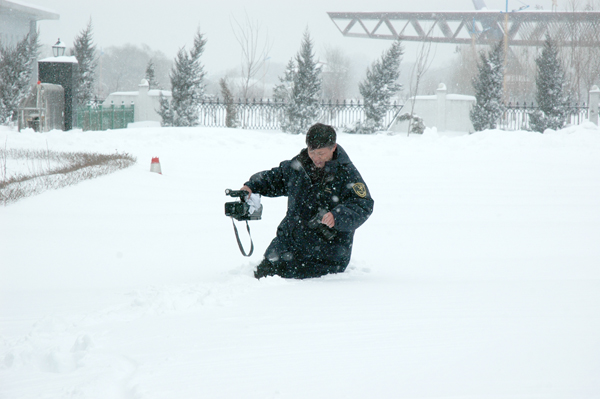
[1,123,599,398]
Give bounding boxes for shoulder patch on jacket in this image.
[352,183,367,198]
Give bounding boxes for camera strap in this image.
[230,217,254,257]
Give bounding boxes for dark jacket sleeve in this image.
[332,167,374,232]
[244,161,290,198]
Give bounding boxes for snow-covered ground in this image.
[1,123,599,398]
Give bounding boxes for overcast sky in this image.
[34,0,566,75]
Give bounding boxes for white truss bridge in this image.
[328,11,600,47]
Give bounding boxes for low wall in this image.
[102,79,171,123]
[392,83,475,133]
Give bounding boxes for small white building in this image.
[392,83,476,133]
[102,79,171,124]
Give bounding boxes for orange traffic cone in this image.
[150,157,162,174]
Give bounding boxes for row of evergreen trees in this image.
[0,23,406,134]
[271,32,404,134]
[159,29,405,134]
[470,35,570,133]
[160,30,569,134]
[1,22,570,134]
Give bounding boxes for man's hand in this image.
[321,212,335,228]
[240,185,252,198]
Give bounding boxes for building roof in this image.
[39,55,78,63]
[0,0,59,21]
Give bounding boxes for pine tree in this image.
[273,58,295,103]
[158,29,207,127]
[145,59,160,89]
[470,40,505,132]
[158,93,173,126]
[354,40,403,134]
[72,19,97,108]
[0,32,40,124]
[220,77,238,128]
[276,30,321,135]
[529,35,569,133]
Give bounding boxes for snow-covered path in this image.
[1,125,599,398]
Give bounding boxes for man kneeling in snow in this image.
[241,123,374,279]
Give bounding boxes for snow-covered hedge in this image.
[0,146,136,205]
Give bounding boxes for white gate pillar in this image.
[436,83,447,132]
[589,85,600,126]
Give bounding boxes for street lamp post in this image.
[52,39,66,57]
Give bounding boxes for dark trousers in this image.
[254,258,347,279]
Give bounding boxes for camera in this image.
[308,210,337,241]
[224,189,262,221]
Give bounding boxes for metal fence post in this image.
[87,103,92,131]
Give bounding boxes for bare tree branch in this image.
[401,41,436,135]
[230,11,273,99]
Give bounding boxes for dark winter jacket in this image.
[244,145,374,275]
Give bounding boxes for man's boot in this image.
[254,259,279,279]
